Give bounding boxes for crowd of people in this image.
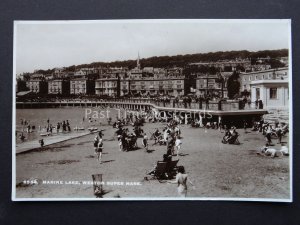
[17,101,289,197]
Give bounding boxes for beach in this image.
[15,111,290,199]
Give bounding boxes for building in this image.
[250,80,289,110]
[190,59,251,72]
[128,76,187,97]
[30,73,45,80]
[239,67,289,110]
[129,54,143,79]
[48,80,70,96]
[26,80,48,94]
[195,74,227,98]
[53,67,65,78]
[70,79,95,95]
[240,67,288,94]
[95,78,120,97]
[120,79,130,96]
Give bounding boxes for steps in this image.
[263,109,289,124]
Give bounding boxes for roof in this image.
[240,67,288,76]
[250,79,288,85]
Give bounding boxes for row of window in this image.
[243,72,287,81]
[130,85,182,89]
[129,80,183,85]
[255,87,278,99]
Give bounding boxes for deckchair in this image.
[153,161,167,181]
[166,159,179,175]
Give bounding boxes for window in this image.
[255,75,258,80]
[249,76,252,81]
[270,88,277,99]
[256,88,260,99]
[262,75,264,79]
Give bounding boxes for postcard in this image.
[12,19,292,201]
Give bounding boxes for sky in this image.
[15,20,290,74]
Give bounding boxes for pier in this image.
[16,99,268,128]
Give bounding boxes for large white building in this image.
[250,80,289,110]
[240,67,289,110]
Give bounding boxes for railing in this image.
[17,97,262,111]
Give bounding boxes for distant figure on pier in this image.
[56,123,60,133]
[205,98,209,109]
[255,99,258,109]
[66,120,71,132]
[62,121,66,132]
[258,100,264,109]
[39,139,44,147]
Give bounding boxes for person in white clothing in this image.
[175,136,182,156]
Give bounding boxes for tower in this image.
[137,52,141,70]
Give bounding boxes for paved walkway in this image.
[16,131,96,154]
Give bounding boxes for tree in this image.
[268,59,285,68]
[227,71,241,99]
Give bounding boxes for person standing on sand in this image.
[93,135,99,154]
[96,138,103,163]
[142,134,148,152]
[175,136,182,157]
[167,166,193,197]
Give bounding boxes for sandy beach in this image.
[15,120,290,199]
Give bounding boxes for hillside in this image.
[33,49,288,74]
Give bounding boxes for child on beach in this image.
[93,135,99,154]
[96,138,103,163]
[142,134,148,152]
[175,136,182,156]
[117,135,123,151]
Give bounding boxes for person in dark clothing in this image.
[39,139,44,147]
[259,100,263,109]
[62,121,66,132]
[66,120,71,132]
[205,98,209,109]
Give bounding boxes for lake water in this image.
[15,107,123,144]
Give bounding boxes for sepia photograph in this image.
[12,19,292,201]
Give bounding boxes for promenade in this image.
[16,131,96,154]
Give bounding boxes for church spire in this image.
[137,52,141,70]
